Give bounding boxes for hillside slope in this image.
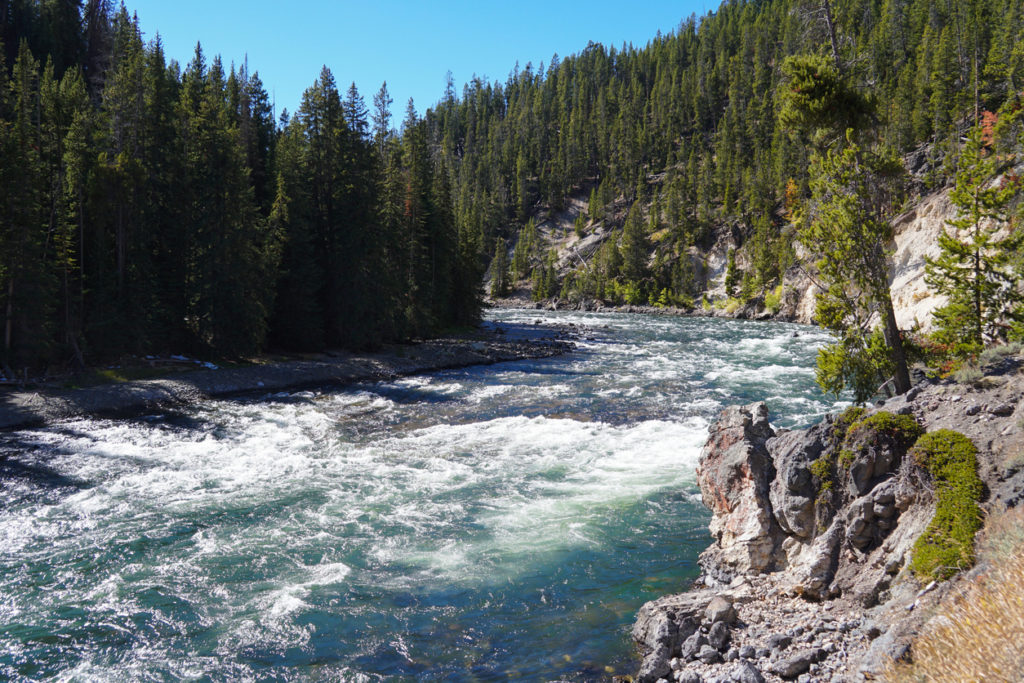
[486,174,955,332]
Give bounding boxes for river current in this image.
[0,310,842,681]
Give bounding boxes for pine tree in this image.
[799,139,910,402]
[490,240,510,298]
[925,125,1022,353]
[269,118,324,350]
[620,203,650,285]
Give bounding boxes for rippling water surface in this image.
[0,310,841,681]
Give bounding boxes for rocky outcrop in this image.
[888,189,951,332]
[696,403,781,582]
[633,354,1024,682]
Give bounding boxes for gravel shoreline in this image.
[0,326,575,431]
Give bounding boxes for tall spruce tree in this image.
[926,125,1023,353]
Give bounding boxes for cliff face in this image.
[632,356,1024,682]
[489,182,955,332]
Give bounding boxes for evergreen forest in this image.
[2,0,1024,381]
[0,1,481,374]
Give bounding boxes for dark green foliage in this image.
[415,0,1013,305]
[798,141,911,402]
[778,54,875,147]
[926,124,1023,355]
[619,203,649,288]
[809,454,835,505]
[724,248,739,298]
[909,430,984,580]
[0,0,1018,365]
[489,240,510,298]
[0,3,480,369]
[812,407,920,506]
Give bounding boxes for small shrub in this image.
[809,455,835,505]
[1005,450,1024,474]
[908,430,983,580]
[951,362,983,385]
[978,342,1022,367]
[764,284,784,313]
[835,406,867,433]
[723,297,742,314]
[837,448,856,469]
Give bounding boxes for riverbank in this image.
[0,322,575,431]
[631,351,1024,682]
[487,295,791,323]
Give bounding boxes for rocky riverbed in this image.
[0,322,577,431]
[631,353,1024,683]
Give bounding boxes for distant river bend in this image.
[0,310,840,681]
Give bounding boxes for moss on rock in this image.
[909,429,984,580]
[845,411,925,447]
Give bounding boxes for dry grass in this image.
[885,507,1024,682]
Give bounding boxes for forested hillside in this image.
[0,1,481,374]
[426,0,1023,308]
[2,0,1024,380]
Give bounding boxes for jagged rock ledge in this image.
[631,356,1024,683]
[0,328,575,432]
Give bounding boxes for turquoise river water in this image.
[0,310,842,681]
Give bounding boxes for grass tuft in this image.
[951,362,984,385]
[886,507,1024,682]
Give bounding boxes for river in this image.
[0,310,842,681]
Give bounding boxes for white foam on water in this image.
[337,414,710,582]
[0,310,845,680]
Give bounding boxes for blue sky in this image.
[123,1,711,121]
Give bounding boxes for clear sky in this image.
[122,1,711,121]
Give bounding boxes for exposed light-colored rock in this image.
[889,189,952,332]
[696,403,780,582]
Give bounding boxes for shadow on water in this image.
[128,409,218,433]
[481,321,566,341]
[0,455,88,492]
[363,384,461,406]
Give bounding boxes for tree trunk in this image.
[822,0,841,71]
[974,248,982,345]
[882,297,911,395]
[4,278,13,366]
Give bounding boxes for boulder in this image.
[708,620,731,651]
[784,517,844,599]
[705,596,737,625]
[768,424,827,539]
[728,660,767,683]
[632,592,708,661]
[636,645,672,683]
[697,403,780,581]
[767,633,793,652]
[680,632,709,660]
[769,648,825,679]
[698,644,723,664]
